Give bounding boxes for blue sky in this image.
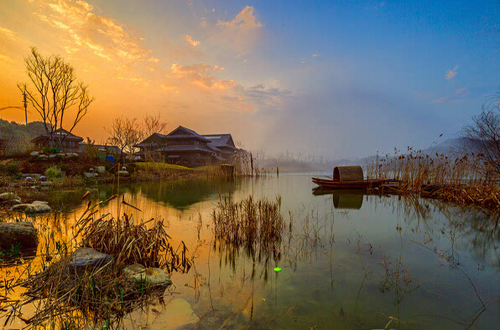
[0,0,498,158]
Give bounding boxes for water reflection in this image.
[138,178,238,209]
[312,188,365,209]
[2,176,499,330]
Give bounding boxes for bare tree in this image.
[18,47,93,147]
[144,112,168,137]
[462,95,500,176]
[106,117,144,158]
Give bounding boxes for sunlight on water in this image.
[1,175,499,329]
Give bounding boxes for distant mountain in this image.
[255,138,484,174]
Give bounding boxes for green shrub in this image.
[0,161,22,176]
[45,166,64,179]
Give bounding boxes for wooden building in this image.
[31,128,83,153]
[136,126,241,167]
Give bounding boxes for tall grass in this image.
[366,147,500,210]
[212,195,284,264]
[1,197,192,329]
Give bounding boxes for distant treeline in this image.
[0,119,46,154]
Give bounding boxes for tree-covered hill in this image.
[0,120,46,154]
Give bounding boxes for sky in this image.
[0,0,498,159]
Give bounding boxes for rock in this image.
[1,198,22,206]
[38,155,48,161]
[28,203,52,213]
[11,202,52,213]
[84,172,98,178]
[48,154,58,160]
[123,263,173,288]
[117,170,129,176]
[30,151,40,157]
[10,204,30,212]
[0,192,20,202]
[96,166,106,174]
[21,174,41,180]
[0,222,38,250]
[32,201,48,205]
[67,247,114,274]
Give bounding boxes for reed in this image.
[1,198,192,329]
[367,148,500,210]
[212,195,284,265]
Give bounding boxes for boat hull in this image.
[312,177,388,189]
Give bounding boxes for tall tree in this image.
[106,116,144,157]
[144,112,168,137]
[462,94,500,176]
[18,47,93,147]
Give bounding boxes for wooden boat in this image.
[312,166,389,190]
[312,177,389,189]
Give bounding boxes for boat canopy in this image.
[333,166,364,182]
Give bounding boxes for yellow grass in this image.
[366,147,500,211]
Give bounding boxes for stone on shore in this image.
[0,221,38,250]
[123,263,173,288]
[67,247,114,274]
[11,202,52,213]
[0,192,20,201]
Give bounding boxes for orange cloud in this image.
[0,26,18,41]
[33,0,151,65]
[0,54,13,63]
[214,6,263,55]
[185,35,200,46]
[170,63,236,90]
[217,6,263,29]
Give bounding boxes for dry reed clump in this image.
[212,195,284,264]
[1,199,192,329]
[366,147,500,210]
[75,210,190,272]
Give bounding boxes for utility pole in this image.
[23,91,27,125]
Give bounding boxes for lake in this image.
[1,174,499,329]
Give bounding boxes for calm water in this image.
[2,174,500,329]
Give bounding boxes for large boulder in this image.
[123,263,172,288]
[0,221,38,250]
[67,247,114,274]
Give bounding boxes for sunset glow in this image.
[0,0,498,158]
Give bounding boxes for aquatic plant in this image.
[0,196,192,329]
[367,147,500,210]
[212,195,284,266]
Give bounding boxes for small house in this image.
[31,128,83,153]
